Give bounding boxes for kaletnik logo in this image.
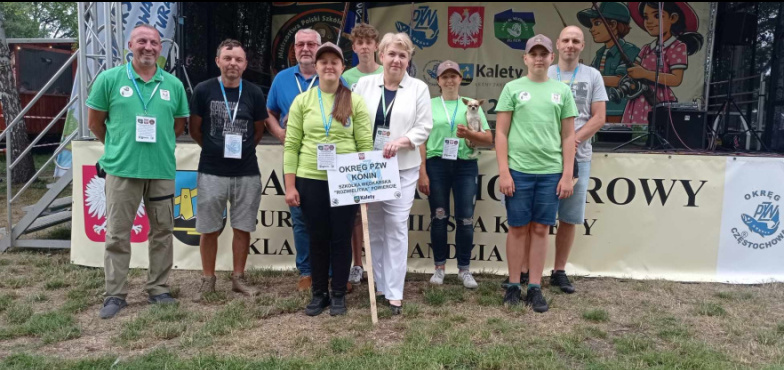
[731,190,783,250]
[396,6,439,49]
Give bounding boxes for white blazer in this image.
[353,72,432,170]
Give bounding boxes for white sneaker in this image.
[430,269,445,285]
[458,270,478,289]
[348,265,364,285]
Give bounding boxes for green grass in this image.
[41,227,71,240]
[582,308,609,323]
[329,337,355,354]
[0,293,17,312]
[696,302,727,317]
[43,278,69,290]
[614,334,655,355]
[5,303,33,325]
[0,309,80,344]
[26,293,49,303]
[118,303,193,345]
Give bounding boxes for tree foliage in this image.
[0,2,77,39]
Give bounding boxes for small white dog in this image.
[462,98,485,158]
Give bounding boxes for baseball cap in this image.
[525,34,553,53]
[315,42,343,61]
[577,2,631,28]
[437,60,461,77]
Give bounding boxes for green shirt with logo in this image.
[342,65,383,90]
[283,88,373,181]
[86,64,189,180]
[426,97,490,160]
[496,77,578,174]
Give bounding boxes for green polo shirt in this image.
[591,39,641,115]
[86,64,189,180]
[283,88,373,181]
[426,97,490,160]
[342,65,383,90]
[496,77,578,174]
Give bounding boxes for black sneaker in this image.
[526,286,549,313]
[550,270,575,294]
[305,291,330,316]
[503,285,522,306]
[330,291,347,316]
[148,293,177,305]
[99,297,127,319]
[501,272,530,289]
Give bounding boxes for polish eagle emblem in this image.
[449,8,483,48]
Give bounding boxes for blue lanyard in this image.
[126,63,162,114]
[556,64,579,89]
[218,77,243,126]
[317,88,334,137]
[440,96,460,133]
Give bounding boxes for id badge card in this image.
[373,128,391,151]
[224,133,242,159]
[317,143,337,171]
[442,138,459,160]
[135,115,157,143]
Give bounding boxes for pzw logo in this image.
[731,190,783,250]
[448,7,483,49]
[395,6,439,49]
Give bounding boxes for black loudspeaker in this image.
[721,12,757,46]
[648,106,707,149]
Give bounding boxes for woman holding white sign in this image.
[284,43,373,316]
[418,61,493,289]
[353,33,433,314]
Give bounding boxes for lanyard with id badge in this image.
[556,65,579,92]
[373,88,396,151]
[440,96,460,160]
[219,77,244,159]
[316,88,337,171]
[128,63,162,143]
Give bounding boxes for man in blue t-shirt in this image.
[265,28,321,291]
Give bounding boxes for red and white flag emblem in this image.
[82,165,150,242]
[448,7,484,49]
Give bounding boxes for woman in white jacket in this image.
[353,32,432,314]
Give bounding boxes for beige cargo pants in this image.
[104,174,175,299]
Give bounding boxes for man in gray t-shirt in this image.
[545,26,607,293]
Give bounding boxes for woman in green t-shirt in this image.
[418,60,492,289]
[283,43,373,317]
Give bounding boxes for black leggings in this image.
[296,177,358,294]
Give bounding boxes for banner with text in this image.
[71,142,783,283]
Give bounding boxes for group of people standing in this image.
[88,21,606,320]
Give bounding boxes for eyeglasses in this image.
[295,42,319,49]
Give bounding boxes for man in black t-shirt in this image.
[190,39,268,300]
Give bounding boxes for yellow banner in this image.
[72,141,731,282]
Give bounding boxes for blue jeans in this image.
[290,205,311,276]
[426,158,479,269]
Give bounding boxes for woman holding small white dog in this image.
[418,61,493,289]
[353,32,432,314]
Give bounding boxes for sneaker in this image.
[305,291,330,316]
[430,268,446,285]
[232,274,259,296]
[348,266,364,285]
[503,285,522,307]
[550,270,575,294]
[148,293,176,305]
[526,286,549,313]
[501,272,529,289]
[458,270,478,289]
[194,275,217,302]
[297,275,312,292]
[99,297,127,319]
[330,291,347,316]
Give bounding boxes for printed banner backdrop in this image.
[270,2,711,124]
[71,141,784,284]
[717,158,784,283]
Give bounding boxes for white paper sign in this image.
[135,115,157,143]
[317,143,337,171]
[373,128,391,151]
[327,151,402,207]
[442,138,459,160]
[223,134,242,159]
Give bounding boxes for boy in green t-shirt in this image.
[343,23,382,287]
[495,34,578,313]
[342,23,383,91]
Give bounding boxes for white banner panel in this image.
[717,158,784,283]
[68,142,783,283]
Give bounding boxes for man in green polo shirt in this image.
[86,24,189,319]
